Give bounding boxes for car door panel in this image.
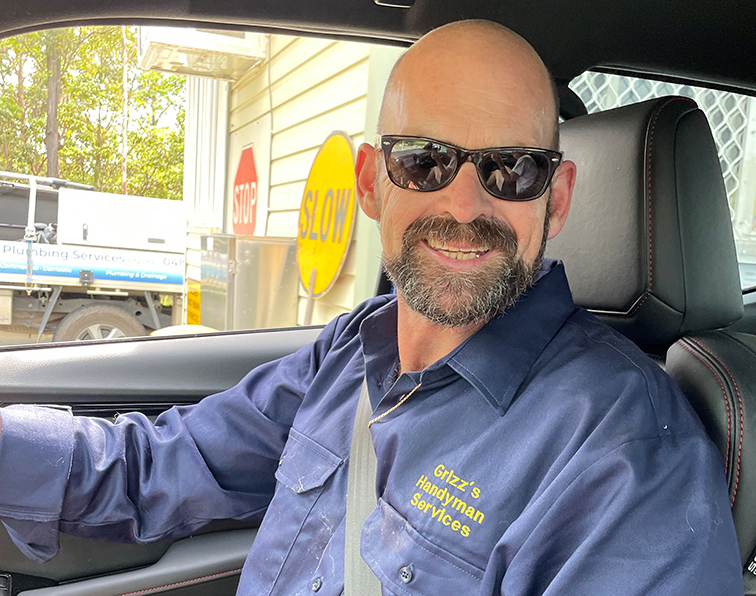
[14,529,257,596]
[0,531,171,584]
[0,327,321,595]
[0,327,322,404]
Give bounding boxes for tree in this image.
[44,29,62,177]
[0,31,46,175]
[0,26,185,200]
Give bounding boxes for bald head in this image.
[378,20,559,150]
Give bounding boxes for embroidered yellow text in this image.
[416,474,485,524]
[411,491,471,537]
[433,464,481,498]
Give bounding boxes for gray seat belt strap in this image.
[344,378,383,595]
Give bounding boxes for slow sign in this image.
[232,146,259,236]
[297,131,357,299]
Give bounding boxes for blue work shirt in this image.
[0,260,743,595]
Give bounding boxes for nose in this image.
[436,161,495,223]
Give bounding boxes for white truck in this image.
[0,172,186,342]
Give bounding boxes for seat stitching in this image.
[675,340,732,499]
[627,291,650,316]
[688,337,743,506]
[629,97,695,316]
[114,567,243,596]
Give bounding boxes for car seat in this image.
[549,96,755,588]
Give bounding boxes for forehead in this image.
[385,43,553,149]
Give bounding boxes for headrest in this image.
[547,96,743,346]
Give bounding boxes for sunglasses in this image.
[379,135,562,201]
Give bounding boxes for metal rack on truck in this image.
[0,171,186,342]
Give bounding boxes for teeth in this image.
[437,249,483,260]
[426,239,489,260]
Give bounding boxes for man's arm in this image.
[498,433,743,595]
[0,310,349,563]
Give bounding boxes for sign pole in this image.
[304,268,317,325]
[296,131,357,325]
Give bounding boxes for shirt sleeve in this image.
[498,433,744,596]
[0,314,347,563]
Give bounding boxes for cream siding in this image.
[178,33,402,329]
[229,35,378,326]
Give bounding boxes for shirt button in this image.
[311,577,322,592]
[399,565,413,583]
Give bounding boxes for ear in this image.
[355,142,379,221]
[546,159,577,238]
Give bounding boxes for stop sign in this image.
[232,146,259,236]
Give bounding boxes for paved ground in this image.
[0,325,53,346]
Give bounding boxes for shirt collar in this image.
[447,259,576,415]
[359,297,401,408]
[360,259,576,414]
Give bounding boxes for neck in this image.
[396,295,487,373]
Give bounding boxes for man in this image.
[0,20,743,595]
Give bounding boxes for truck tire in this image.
[53,304,146,342]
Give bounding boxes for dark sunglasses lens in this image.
[388,139,458,191]
[479,151,551,199]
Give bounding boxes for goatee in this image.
[382,212,549,328]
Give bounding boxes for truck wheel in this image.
[53,304,146,342]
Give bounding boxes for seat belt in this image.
[344,379,383,595]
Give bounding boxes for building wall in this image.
[183,33,403,328]
[228,35,399,326]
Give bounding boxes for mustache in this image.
[401,215,520,252]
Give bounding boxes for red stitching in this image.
[630,97,696,316]
[114,567,243,596]
[676,341,732,488]
[627,291,650,317]
[688,337,743,506]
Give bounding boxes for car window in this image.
[570,72,756,291]
[0,26,403,346]
[4,34,751,349]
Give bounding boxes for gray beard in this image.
[382,211,549,328]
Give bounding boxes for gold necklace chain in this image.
[367,382,422,429]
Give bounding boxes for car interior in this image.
[554,94,753,574]
[1,1,756,595]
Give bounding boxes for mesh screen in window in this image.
[569,72,756,290]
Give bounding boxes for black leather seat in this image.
[667,331,756,577]
[549,96,755,587]
[550,97,742,349]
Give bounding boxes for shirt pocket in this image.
[274,427,343,495]
[362,498,485,596]
[251,427,343,595]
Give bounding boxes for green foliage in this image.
[0,26,185,199]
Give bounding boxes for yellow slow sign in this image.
[297,131,357,298]
[186,280,201,325]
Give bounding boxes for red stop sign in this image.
[232,146,259,236]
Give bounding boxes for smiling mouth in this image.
[424,239,491,261]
